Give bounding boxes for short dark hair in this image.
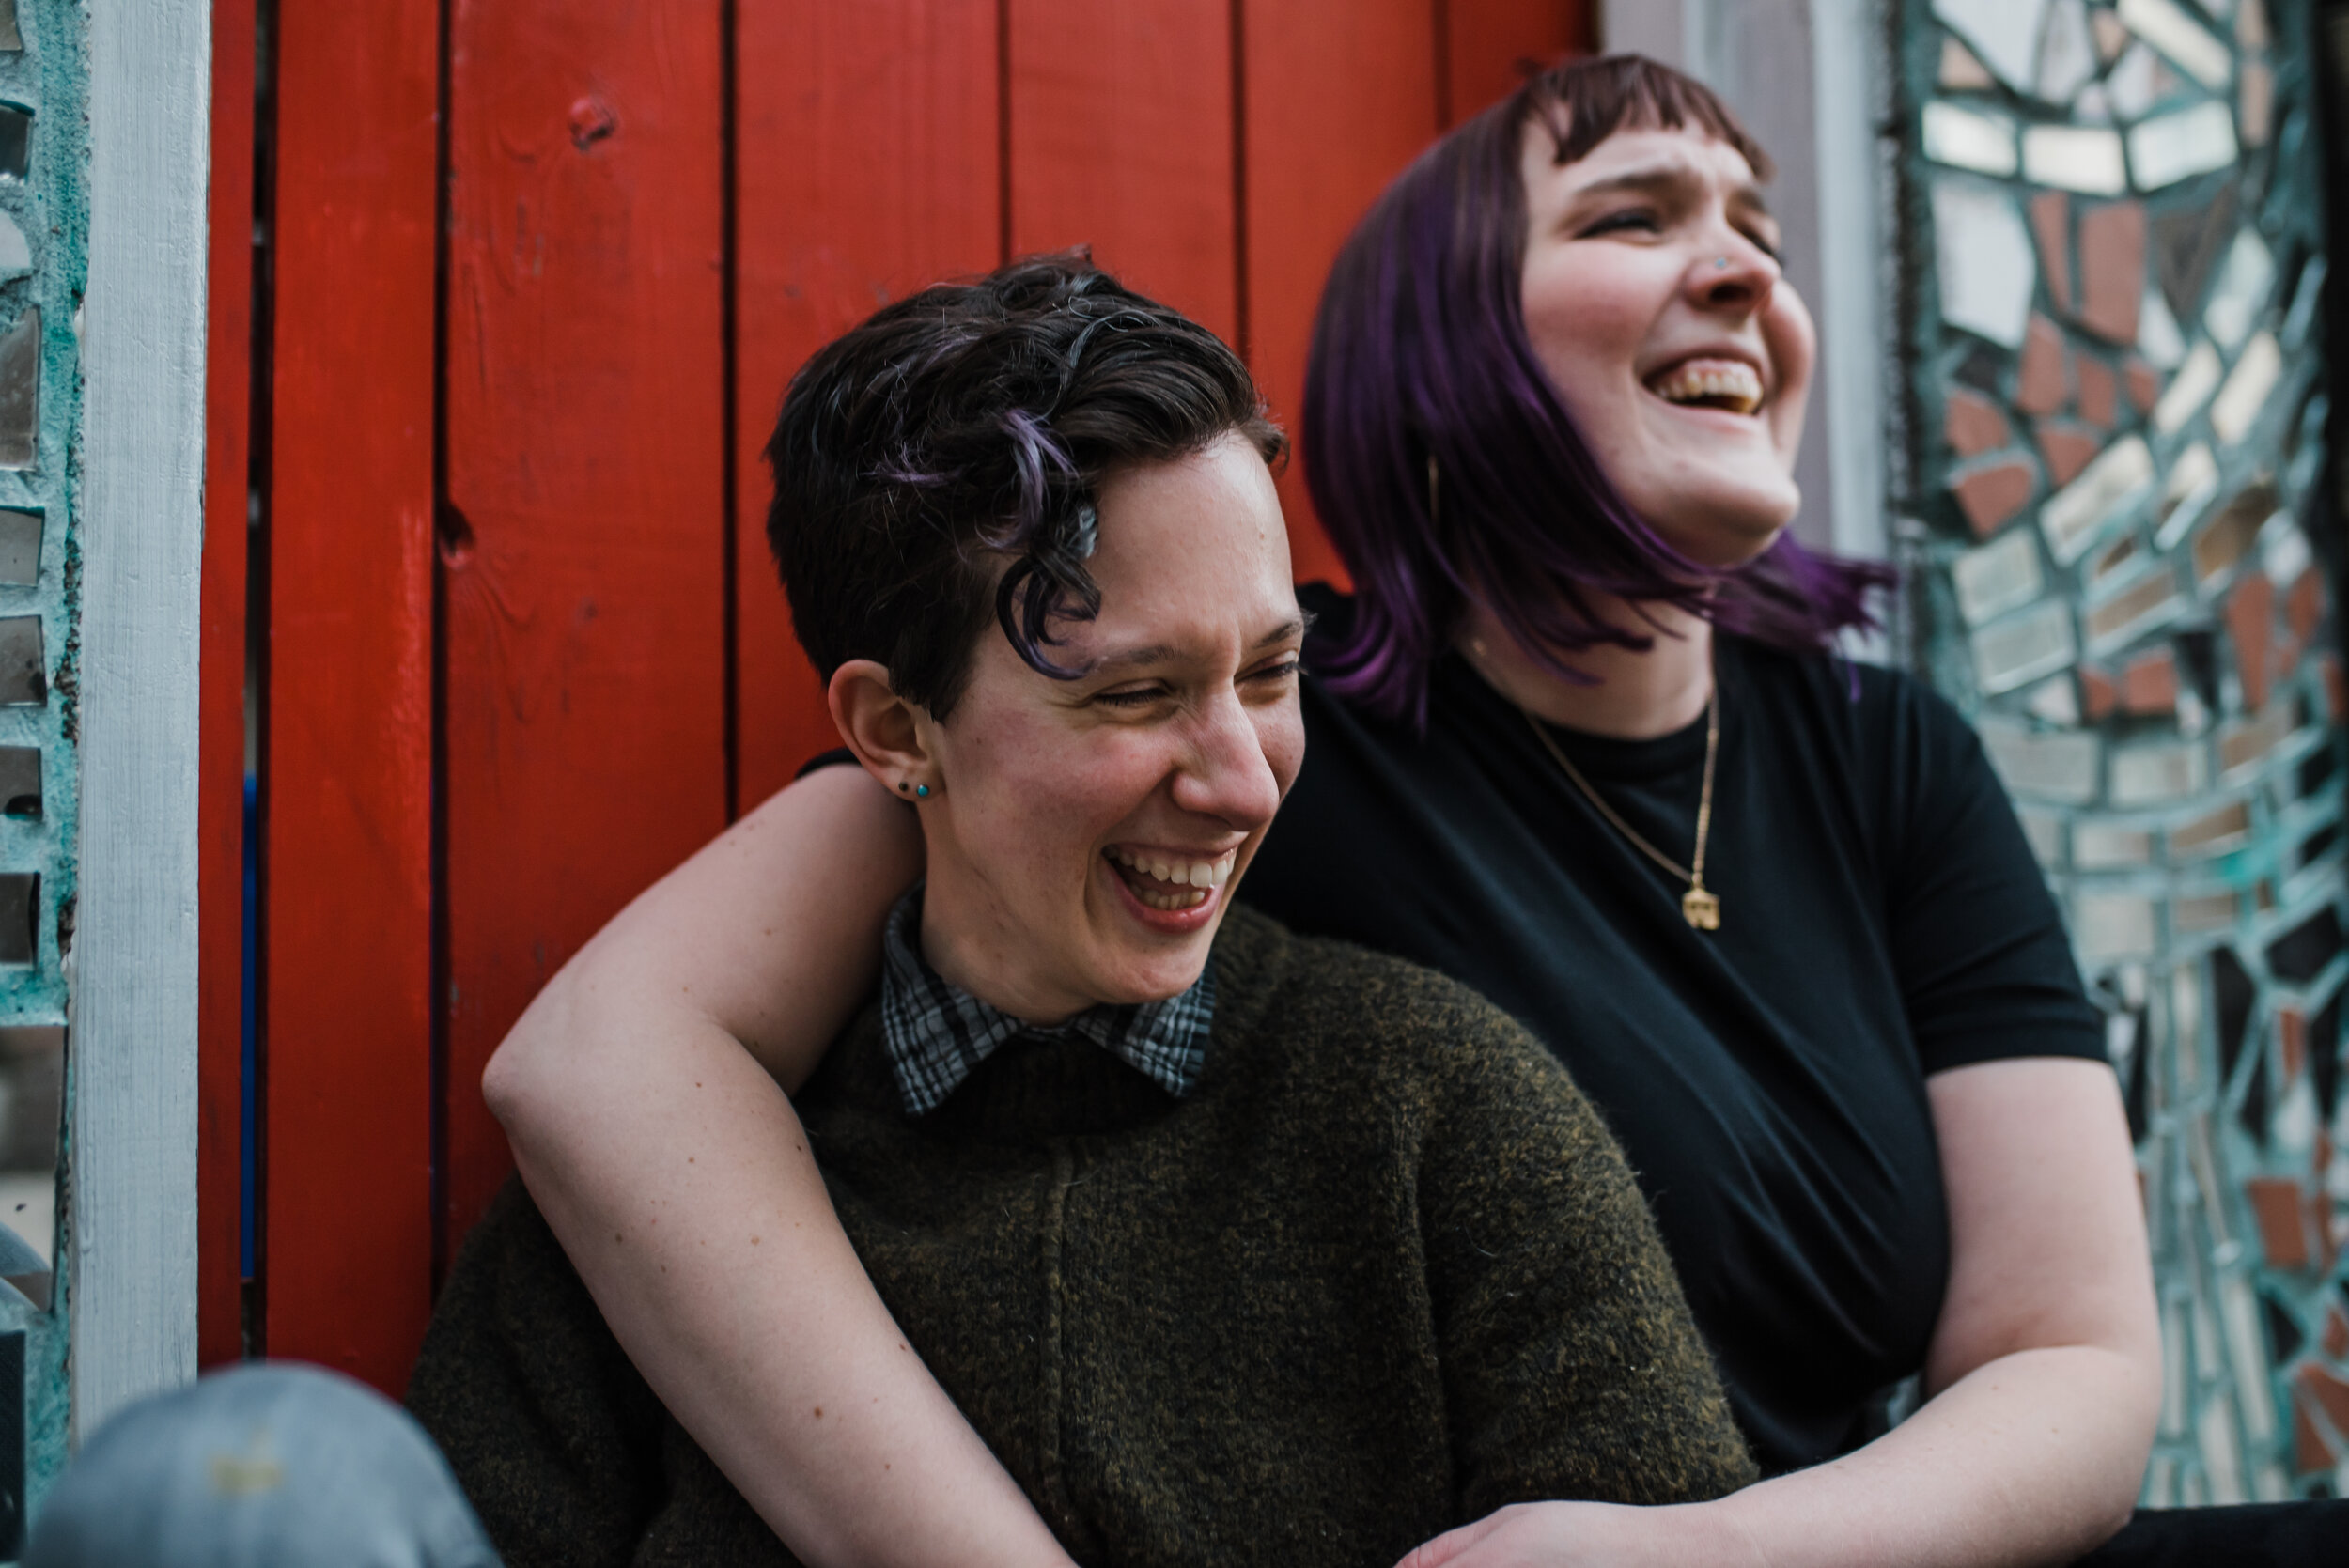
[765,253,1284,720]
[1302,54,1890,724]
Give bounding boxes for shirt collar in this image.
[877,884,1215,1117]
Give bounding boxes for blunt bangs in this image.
[1299,53,1892,725]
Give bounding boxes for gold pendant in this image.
[1681,886,1720,931]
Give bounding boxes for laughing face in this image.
[907,435,1306,1024]
[1517,123,1813,567]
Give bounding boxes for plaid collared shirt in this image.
[878,885,1215,1117]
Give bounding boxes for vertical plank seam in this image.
[1228,0,1251,367]
[428,0,457,1296]
[997,0,1014,264]
[1433,0,1455,130]
[721,0,740,824]
[245,0,283,1360]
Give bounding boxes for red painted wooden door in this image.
[210,0,1592,1388]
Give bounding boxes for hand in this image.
[1395,1499,1769,1568]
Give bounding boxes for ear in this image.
[828,659,938,800]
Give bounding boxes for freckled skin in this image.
[1517,126,1816,567]
[909,436,1305,1023]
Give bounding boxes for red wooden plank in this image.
[1242,0,1439,589]
[265,0,440,1392]
[441,0,730,1243]
[199,0,256,1371]
[1446,0,1591,124]
[1008,0,1237,348]
[733,1,1001,812]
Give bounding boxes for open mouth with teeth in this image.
[1104,846,1236,912]
[1646,356,1765,417]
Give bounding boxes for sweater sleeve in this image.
[1408,984,1758,1514]
[406,1177,671,1568]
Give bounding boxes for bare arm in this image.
[482,766,1076,1568]
[1403,1055,2161,1568]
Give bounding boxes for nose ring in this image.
[1714,256,1731,270]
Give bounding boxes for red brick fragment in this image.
[1944,388,2012,459]
[2036,421,2101,488]
[2124,356,2160,412]
[2075,356,2118,429]
[2321,653,2347,722]
[2229,572,2277,711]
[2016,317,2070,416]
[2077,202,2146,345]
[2303,1363,2349,1437]
[2280,1008,2308,1084]
[2248,1177,2311,1269]
[2120,648,2178,715]
[2289,568,2327,644]
[2030,191,2073,316]
[2080,665,2118,721]
[1951,459,2036,538]
[2298,1397,2339,1476]
[2325,1304,2349,1362]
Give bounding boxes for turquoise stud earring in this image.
[914,784,930,798]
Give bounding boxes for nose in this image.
[1687,231,1780,316]
[1166,690,1283,831]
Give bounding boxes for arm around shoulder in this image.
[479,765,1075,1568]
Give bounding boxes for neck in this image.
[915,864,1088,1028]
[1456,592,1714,740]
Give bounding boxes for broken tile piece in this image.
[2129,101,2240,190]
[2092,7,2130,59]
[0,306,34,470]
[2086,566,2185,647]
[2288,569,2326,644]
[1925,101,2020,175]
[2217,700,2294,777]
[2038,0,2099,101]
[1953,526,2046,623]
[2123,646,2180,712]
[2041,434,2155,561]
[2296,1397,2338,1477]
[2153,183,2237,322]
[2240,62,2274,147]
[2139,286,2186,367]
[2228,570,2276,709]
[2192,485,2276,586]
[1934,179,2039,349]
[2076,354,2118,427]
[2157,442,2219,547]
[2153,340,2222,434]
[2074,200,2145,344]
[2237,0,2270,51]
[2111,738,2206,803]
[2248,1177,2311,1268]
[2203,230,2276,349]
[2017,315,2071,413]
[2116,0,2232,88]
[1945,386,2014,457]
[2023,123,2128,194]
[1983,721,2102,802]
[2125,355,2160,410]
[2027,675,2081,724]
[2076,821,2154,866]
[2077,893,2159,961]
[2171,799,2252,855]
[2038,420,2102,486]
[0,211,27,283]
[2029,191,2074,315]
[0,106,23,182]
[2209,331,2281,445]
[2174,891,2239,933]
[2325,1304,2349,1360]
[2081,664,2119,719]
[1952,457,2039,536]
[1940,34,1998,89]
[0,3,19,53]
[1975,600,2078,692]
[1934,0,2055,90]
[2108,42,2161,118]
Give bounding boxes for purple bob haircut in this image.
[1301,53,1895,724]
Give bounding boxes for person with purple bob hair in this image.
[472,50,2341,1568]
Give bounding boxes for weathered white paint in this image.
[72,0,210,1436]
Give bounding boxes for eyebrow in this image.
[1087,614,1312,675]
[1563,163,1773,219]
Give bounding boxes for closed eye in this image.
[1581,208,1662,240]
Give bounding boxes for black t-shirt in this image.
[1239,584,2105,1474]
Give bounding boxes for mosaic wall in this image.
[1906,0,2346,1503]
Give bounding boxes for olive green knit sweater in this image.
[409,907,1755,1567]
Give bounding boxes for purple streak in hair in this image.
[1300,54,1894,726]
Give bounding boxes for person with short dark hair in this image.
[411,256,1756,1568]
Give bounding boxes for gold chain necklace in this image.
[1520,686,1722,932]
